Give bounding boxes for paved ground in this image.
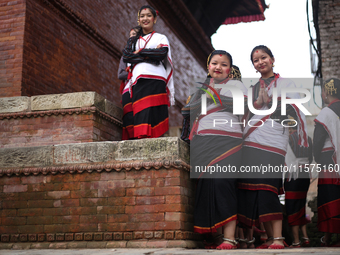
[1,247,340,255]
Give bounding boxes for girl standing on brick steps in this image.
[118,26,140,140]
[182,50,248,250]
[313,78,340,247]
[123,5,174,139]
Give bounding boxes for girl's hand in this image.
[256,86,264,106]
[262,89,270,105]
[206,84,215,99]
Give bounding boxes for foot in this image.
[238,238,248,249]
[216,238,238,250]
[216,242,237,250]
[247,237,256,249]
[268,243,285,249]
[260,233,268,242]
[256,237,273,249]
[301,237,310,247]
[289,241,301,248]
[268,237,285,249]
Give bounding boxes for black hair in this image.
[323,78,340,99]
[132,5,157,49]
[207,50,233,78]
[138,5,157,18]
[250,45,274,63]
[129,26,141,37]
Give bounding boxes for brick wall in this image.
[318,0,340,79]
[0,92,123,148]
[22,0,121,102]
[0,110,121,148]
[0,138,197,247]
[0,168,194,243]
[0,0,25,97]
[1,0,206,127]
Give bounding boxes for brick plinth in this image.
[0,92,122,148]
[0,138,199,247]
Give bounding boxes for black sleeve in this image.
[122,37,145,64]
[139,47,168,61]
[313,122,329,163]
[180,116,190,144]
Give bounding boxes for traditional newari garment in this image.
[185,79,247,233]
[127,32,174,105]
[238,76,309,227]
[314,99,340,233]
[123,32,174,138]
[121,84,134,140]
[284,131,312,226]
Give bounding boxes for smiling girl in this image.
[182,50,247,250]
[123,5,174,139]
[237,45,309,249]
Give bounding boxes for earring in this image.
[256,70,259,73]
[272,64,275,67]
[207,72,210,76]
[154,21,156,24]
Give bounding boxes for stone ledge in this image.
[0,137,190,176]
[0,92,123,120]
[0,96,30,113]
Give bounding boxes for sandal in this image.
[268,237,285,249]
[301,237,310,247]
[216,238,238,250]
[289,241,301,248]
[256,236,273,249]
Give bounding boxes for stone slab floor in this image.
[1,247,340,255]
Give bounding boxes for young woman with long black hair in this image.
[123,5,174,139]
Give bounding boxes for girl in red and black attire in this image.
[313,78,340,247]
[238,45,308,249]
[183,50,248,250]
[123,5,174,139]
